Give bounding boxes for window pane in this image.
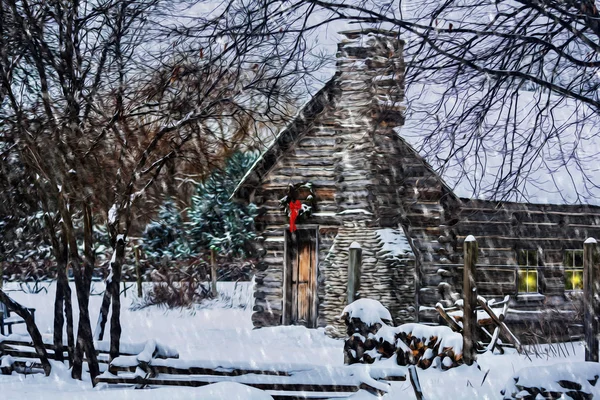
[518,269,538,293]
[573,270,583,290]
[565,269,583,291]
[517,250,527,266]
[518,270,528,292]
[574,251,584,267]
[564,251,573,268]
[565,269,574,290]
[527,270,538,292]
[528,250,538,266]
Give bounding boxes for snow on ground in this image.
[0,281,595,399]
[0,281,339,399]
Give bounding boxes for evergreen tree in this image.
[141,199,190,259]
[187,152,258,258]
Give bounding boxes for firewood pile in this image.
[341,299,463,370]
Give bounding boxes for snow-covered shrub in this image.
[132,266,211,309]
[341,299,463,370]
[501,362,600,399]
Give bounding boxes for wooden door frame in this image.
[282,225,319,327]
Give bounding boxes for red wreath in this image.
[280,183,316,232]
[289,200,302,232]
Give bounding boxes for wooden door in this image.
[285,229,317,327]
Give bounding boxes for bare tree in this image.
[0,0,315,384]
[208,0,600,203]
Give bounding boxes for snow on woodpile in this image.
[342,299,463,370]
[342,299,394,364]
[342,299,393,327]
[375,228,414,260]
[501,362,600,399]
[375,323,464,370]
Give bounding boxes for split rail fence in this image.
[95,352,408,399]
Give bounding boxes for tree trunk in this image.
[135,246,142,298]
[94,280,113,341]
[109,236,126,361]
[63,277,75,366]
[71,258,100,383]
[0,289,51,376]
[51,229,68,364]
[53,278,65,363]
[59,229,75,365]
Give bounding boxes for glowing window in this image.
[564,250,584,291]
[517,249,539,293]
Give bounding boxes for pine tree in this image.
[141,199,190,259]
[187,151,258,258]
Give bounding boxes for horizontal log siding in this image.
[424,200,600,329]
[251,103,342,328]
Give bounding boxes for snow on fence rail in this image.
[501,362,600,399]
[97,355,407,399]
[0,333,178,374]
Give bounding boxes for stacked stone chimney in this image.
[316,30,416,334]
[336,29,405,126]
[331,29,407,226]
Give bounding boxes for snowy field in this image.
[0,281,595,399]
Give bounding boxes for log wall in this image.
[237,29,600,340]
[246,30,423,330]
[419,200,600,337]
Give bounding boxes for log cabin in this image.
[233,29,600,339]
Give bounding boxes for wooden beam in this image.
[584,237,599,362]
[0,290,51,376]
[94,376,363,393]
[435,303,462,332]
[476,296,523,354]
[110,364,292,377]
[408,365,425,400]
[347,242,362,304]
[462,235,478,366]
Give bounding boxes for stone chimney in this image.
[336,29,405,125]
[331,29,407,225]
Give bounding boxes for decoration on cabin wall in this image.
[279,182,316,232]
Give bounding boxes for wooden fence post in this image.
[210,247,218,297]
[0,289,51,375]
[408,365,425,400]
[463,235,478,366]
[584,237,599,362]
[347,242,362,304]
[135,246,142,298]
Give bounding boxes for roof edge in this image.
[232,78,338,200]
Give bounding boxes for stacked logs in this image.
[342,300,463,370]
[386,324,464,370]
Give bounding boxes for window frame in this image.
[564,249,584,292]
[516,248,541,294]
